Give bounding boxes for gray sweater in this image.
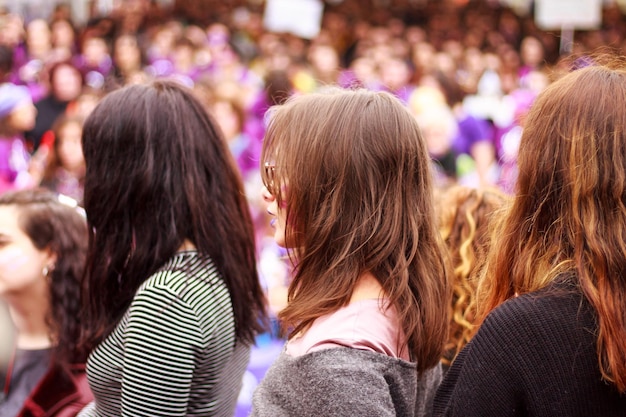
[251,347,442,417]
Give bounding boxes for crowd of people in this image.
[1,0,626,416]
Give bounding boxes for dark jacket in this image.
[17,362,92,417]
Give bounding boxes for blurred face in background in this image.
[51,19,75,50]
[51,64,82,102]
[26,19,51,55]
[211,100,242,141]
[0,206,53,297]
[57,120,85,173]
[6,100,37,132]
[114,35,142,74]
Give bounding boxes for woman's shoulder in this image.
[261,349,416,400]
[142,252,222,291]
[487,279,589,327]
[134,251,232,318]
[286,299,409,360]
[474,280,595,359]
[252,348,427,417]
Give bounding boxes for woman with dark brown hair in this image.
[77,80,267,417]
[434,64,626,416]
[0,188,91,416]
[252,88,452,417]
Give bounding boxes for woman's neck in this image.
[5,288,52,350]
[0,125,19,138]
[61,163,86,177]
[178,239,196,252]
[349,272,384,303]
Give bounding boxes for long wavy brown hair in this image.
[476,63,626,392]
[261,88,452,373]
[437,185,507,366]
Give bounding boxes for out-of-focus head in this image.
[49,61,83,102]
[113,34,143,74]
[81,36,109,66]
[0,188,87,361]
[414,104,457,159]
[520,35,544,67]
[25,19,51,50]
[380,57,412,91]
[307,44,339,75]
[0,83,36,132]
[0,189,86,295]
[50,19,76,49]
[52,114,85,173]
[0,14,25,47]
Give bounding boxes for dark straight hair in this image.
[80,80,266,349]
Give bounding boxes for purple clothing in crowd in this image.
[229,133,261,178]
[0,136,31,193]
[452,114,493,156]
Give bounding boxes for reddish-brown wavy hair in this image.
[477,63,626,392]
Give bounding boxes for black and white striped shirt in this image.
[78,251,250,417]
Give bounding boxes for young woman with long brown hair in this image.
[252,88,452,417]
[434,64,626,416]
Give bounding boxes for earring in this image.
[42,265,54,278]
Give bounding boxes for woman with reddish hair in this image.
[434,63,626,416]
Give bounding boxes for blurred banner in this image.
[535,0,602,30]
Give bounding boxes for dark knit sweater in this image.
[433,280,626,417]
[251,347,442,417]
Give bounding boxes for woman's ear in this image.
[44,248,57,272]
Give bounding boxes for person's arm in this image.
[121,284,202,416]
[302,355,399,416]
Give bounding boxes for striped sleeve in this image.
[121,282,203,416]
